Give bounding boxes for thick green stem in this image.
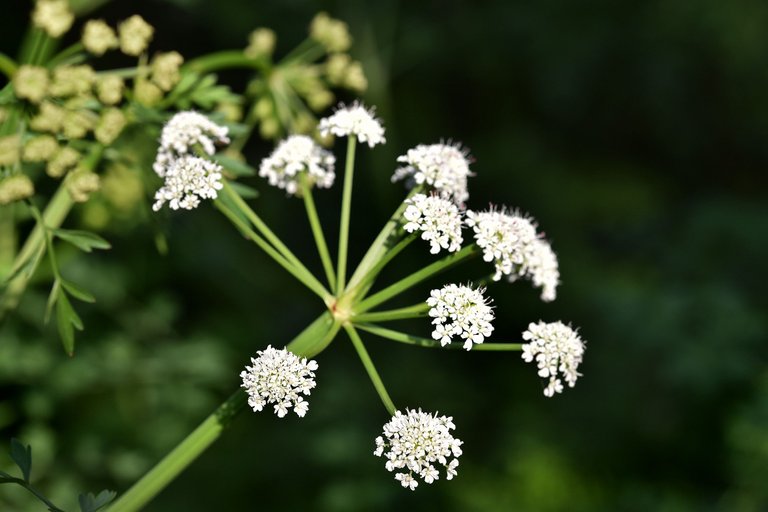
[106,390,248,512]
[0,184,73,321]
[352,302,429,323]
[355,245,478,314]
[336,137,356,293]
[214,199,330,301]
[107,313,341,512]
[345,324,396,415]
[355,323,524,351]
[300,175,336,292]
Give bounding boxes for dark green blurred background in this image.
[2,0,767,510]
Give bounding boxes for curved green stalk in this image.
[336,137,357,292]
[0,52,17,79]
[345,324,396,415]
[300,175,336,292]
[184,50,266,74]
[355,245,478,314]
[355,323,524,351]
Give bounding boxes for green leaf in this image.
[60,279,96,303]
[44,280,61,324]
[78,490,116,512]
[56,292,83,355]
[54,229,111,253]
[212,154,256,177]
[9,439,32,482]
[1,245,44,286]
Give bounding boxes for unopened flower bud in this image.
[118,15,154,56]
[23,135,58,162]
[67,168,100,202]
[96,75,124,105]
[13,65,49,103]
[82,19,118,56]
[46,146,80,178]
[245,28,276,59]
[310,12,351,53]
[151,51,184,91]
[0,175,35,205]
[94,108,127,145]
[32,0,74,38]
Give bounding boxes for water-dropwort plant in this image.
[0,2,589,510]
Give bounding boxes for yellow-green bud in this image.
[23,135,59,162]
[0,175,35,205]
[0,135,22,166]
[94,108,127,145]
[325,53,350,84]
[292,112,315,135]
[32,0,74,38]
[102,164,143,212]
[245,28,276,59]
[13,65,49,103]
[150,51,184,91]
[253,97,274,119]
[134,79,163,106]
[67,168,100,202]
[118,15,154,56]
[306,89,334,112]
[344,61,368,92]
[30,101,67,133]
[46,146,80,178]
[310,12,351,53]
[82,19,118,56]
[96,75,124,105]
[62,109,97,139]
[259,118,280,139]
[49,65,96,97]
[216,101,243,123]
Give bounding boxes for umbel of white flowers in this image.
[521,321,585,397]
[374,409,463,490]
[427,283,494,350]
[152,111,230,211]
[240,346,319,418]
[258,134,336,195]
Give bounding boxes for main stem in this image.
[106,390,247,512]
[336,137,357,293]
[108,313,342,512]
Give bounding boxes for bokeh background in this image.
[2,0,767,511]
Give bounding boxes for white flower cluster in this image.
[153,111,230,175]
[427,283,494,350]
[521,321,585,397]
[466,208,560,300]
[258,135,336,195]
[403,193,463,254]
[152,156,223,211]
[392,143,472,204]
[240,345,319,418]
[318,102,386,147]
[153,111,230,211]
[374,409,463,490]
[513,238,560,302]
